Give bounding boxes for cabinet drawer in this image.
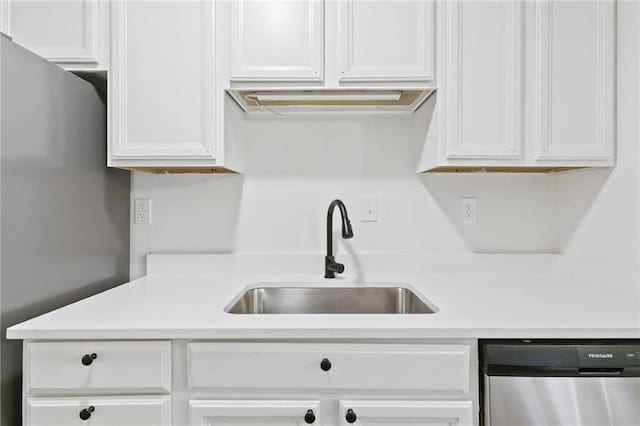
[26,396,171,426]
[190,400,321,425]
[338,400,473,426]
[188,343,470,394]
[25,341,171,394]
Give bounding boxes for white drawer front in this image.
[26,396,171,426]
[189,400,321,425]
[188,343,470,394]
[338,400,473,426]
[26,341,171,394]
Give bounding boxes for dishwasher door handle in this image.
[578,367,624,376]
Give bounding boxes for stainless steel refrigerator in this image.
[0,35,130,424]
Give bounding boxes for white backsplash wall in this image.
[552,2,640,266]
[130,114,554,279]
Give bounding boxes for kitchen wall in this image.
[552,1,640,267]
[130,113,554,279]
[130,3,640,279]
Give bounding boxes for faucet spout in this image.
[325,199,353,279]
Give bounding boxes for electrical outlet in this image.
[134,198,152,224]
[460,197,477,225]
[360,197,378,222]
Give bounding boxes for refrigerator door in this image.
[1,36,129,425]
[488,376,640,426]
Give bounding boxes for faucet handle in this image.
[325,256,345,278]
[331,261,345,274]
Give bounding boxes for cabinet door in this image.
[26,396,171,426]
[339,400,473,426]
[337,0,434,82]
[189,400,321,426]
[110,0,216,159]
[0,0,106,69]
[532,0,614,162]
[443,1,524,161]
[230,0,324,81]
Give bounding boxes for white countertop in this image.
[7,254,640,340]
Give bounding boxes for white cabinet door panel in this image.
[533,0,615,161]
[2,0,105,68]
[337,0,434,82]
[230,0,324,81]
[110,0,216,159]
[189,400,321,426]
[339,400,473,426]
[26,396,171,426]
[444,1,524,160]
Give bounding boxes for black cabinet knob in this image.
[320,358,332,371]
[81,353,97,366]
[79,406,95,421]
[304,409,316,424]
[345,408,357,423]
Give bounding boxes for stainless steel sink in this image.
[225,285,437,314]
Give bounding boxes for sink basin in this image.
[225,285,437,314]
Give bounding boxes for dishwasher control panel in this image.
[484,343,640,377]
[578,345,640,367]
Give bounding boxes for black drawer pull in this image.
[320,358,332,371]
[304,409,316,424]
[79,406,95,421]
[81,353,97,366]
[346,408,357,423]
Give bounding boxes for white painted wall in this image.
[130,113,554,278]
[552,1,640,266]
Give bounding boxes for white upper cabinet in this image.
[228,0,435,87]
[109,0,216,161]
[417,0,616,172]
[230,0,324,82]
[532,0,615,163]
[0,0,108,70]
[443,1,524,161]
[337,0,434,82]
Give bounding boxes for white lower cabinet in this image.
[22,340,478,425]
[188,342,470,394]
[25,340,172,394]
[189,400,321,425]
[339,400,473,426]
[22,341,173,426]
[188,400,473,426]
[26,396,171,426]
[186,342,477,425]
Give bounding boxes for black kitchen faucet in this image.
[325,199,353,278]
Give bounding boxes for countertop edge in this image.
[8,327,640,341]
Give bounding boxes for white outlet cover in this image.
[134,198,152,224]
[460,197,477,225]
[360,197,378,222]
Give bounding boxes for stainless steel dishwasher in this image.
[482,342,640,426]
